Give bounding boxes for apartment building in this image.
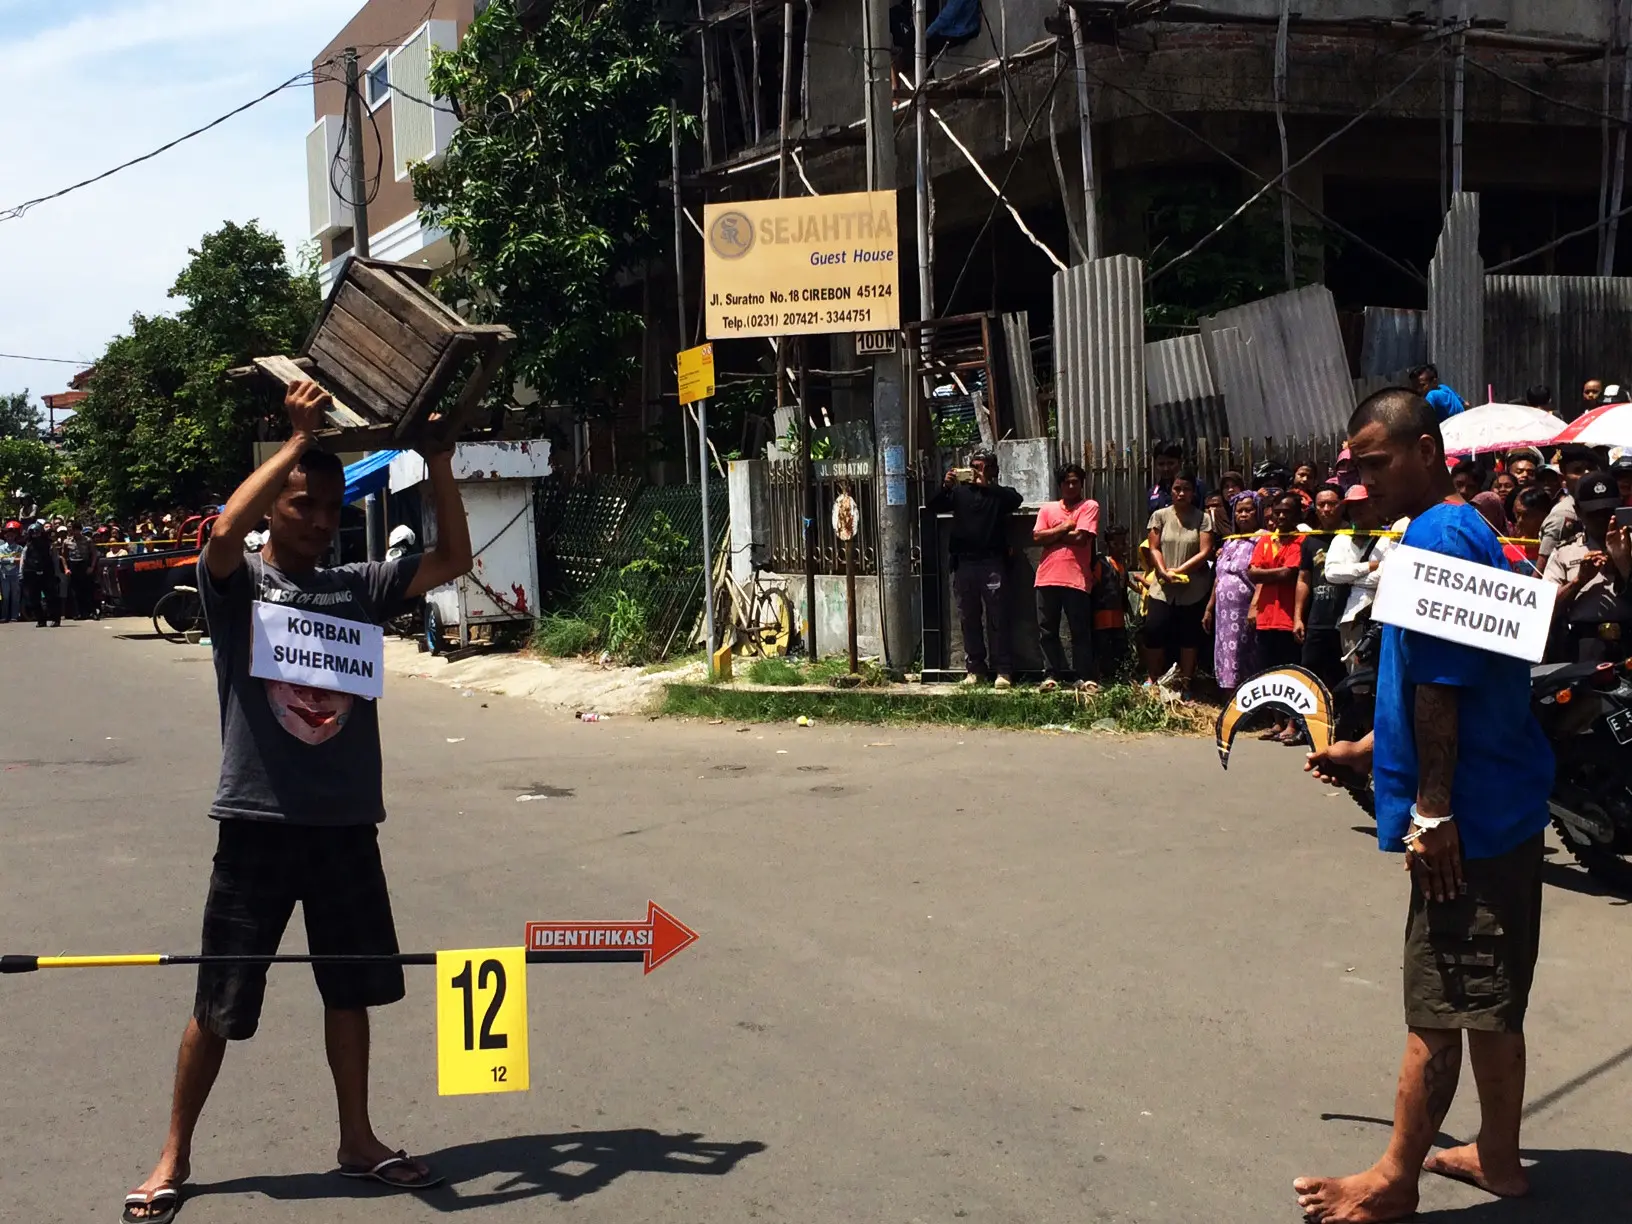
[306,0,478,296]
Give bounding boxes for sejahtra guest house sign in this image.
[704,190,900,340]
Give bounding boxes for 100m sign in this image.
[436,948,530,1095]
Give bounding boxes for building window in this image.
[365,56,390,107]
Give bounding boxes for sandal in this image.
[122,1187,181,1224]
[338,1150,444,1191]
[1039,678,1060,693]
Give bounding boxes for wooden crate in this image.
[244,258,515,450]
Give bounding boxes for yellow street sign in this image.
[678,343,715,406]
[704,190,900,340]
[436,947,530,1096]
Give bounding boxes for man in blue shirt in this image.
[1410,363,1467,421]
[1295,388,1551,1224]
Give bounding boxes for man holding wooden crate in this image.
[122,382,473,1223]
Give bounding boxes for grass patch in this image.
[746,656,807,686]
[661,681,1203,733]
[534,614,600,658]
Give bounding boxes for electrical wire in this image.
[329,66,387,211]
[0,353,93,365]
[0,65,334,223]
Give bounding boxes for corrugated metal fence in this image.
[1053,255,1147,461]
[1145,333,1228,442]
[1485,275,1632,405]
[1199,285,1355,439]
[1429,191,1484,399]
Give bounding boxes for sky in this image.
[0,0,370,420]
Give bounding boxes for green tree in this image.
[413,0,681,417]
[1138,179,1333,333]
[0,437,63,508]
[0,390,42,440]
[64,221,319,517]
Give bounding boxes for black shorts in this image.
[1403,833,1544,1034]
[195,821,403,1041]
[1141,598,1205,652]
[1256,627,1301,670]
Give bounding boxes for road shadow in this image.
[1538,861,1632,904]
[187,1128,766,1213]
[1415,1148,1632,1222]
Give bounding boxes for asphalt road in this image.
[3,619,1629,1224]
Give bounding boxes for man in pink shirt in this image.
[1033,463,1101,691]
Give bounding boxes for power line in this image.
[0,353,93,366]
[0,64,334,223]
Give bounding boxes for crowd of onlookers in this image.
[1136,434,1632,723]
[0,508,209,625]
[933,370,1632,712]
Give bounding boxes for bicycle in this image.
[152,584,204,643]
[720,568,795,658]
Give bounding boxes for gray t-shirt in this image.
[200,552,421,825]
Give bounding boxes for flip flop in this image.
[122,1186,181,1224]
[338,1151,443,1191]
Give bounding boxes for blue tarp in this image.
[343,449,401,504]
[927,0,980,42]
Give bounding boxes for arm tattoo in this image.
[1423,1043,1462,1128]
[1415,683,1460,817]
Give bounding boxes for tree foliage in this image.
[63,221,318,517]
[413,0,681,417]
[0,390,43,441]
[1138,179,1333,332]
[0,437,63,508]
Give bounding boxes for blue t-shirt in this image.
[1425,384,1466,420]
[1373,502,1553,859]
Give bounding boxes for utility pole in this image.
[1450,0,1467,195]
[866,0,915,670]
[344,48,370,257]
[671,107,693,484]
[1066,7,1101,260]
[914,0,933,323]
[1607,5,1632,275]
[1274,0,1295,289]
[344,47,386,563]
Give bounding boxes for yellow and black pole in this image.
[2,950,644,974]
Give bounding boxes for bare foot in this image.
[1424,1143,1530,1198]
[1293,1168,1418,1223]
[125,1155,190,1220]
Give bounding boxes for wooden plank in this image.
[302,345,398,422]
[325,301,430,393]
[309,329,418,414]
[333,284,437,378]
[434,331,516,445]
[390,267,470,327]
[392,334,477,444]
[346,261,451,346]
[252,356,376,428]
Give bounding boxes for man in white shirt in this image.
[1322,485,1397,669]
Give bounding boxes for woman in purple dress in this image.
[1203,493,1265,691]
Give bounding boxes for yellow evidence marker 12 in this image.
[436,948,530,1096]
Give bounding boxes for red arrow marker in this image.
[525,902,699,974]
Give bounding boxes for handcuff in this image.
[1402,803,1454,850]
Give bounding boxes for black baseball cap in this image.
[1575,470,1620,513]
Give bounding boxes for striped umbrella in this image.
[1553,400,1632,447]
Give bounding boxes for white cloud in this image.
[0,0,367,403]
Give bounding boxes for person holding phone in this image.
[929,448,1023,687]
[1544,470,1632,663]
